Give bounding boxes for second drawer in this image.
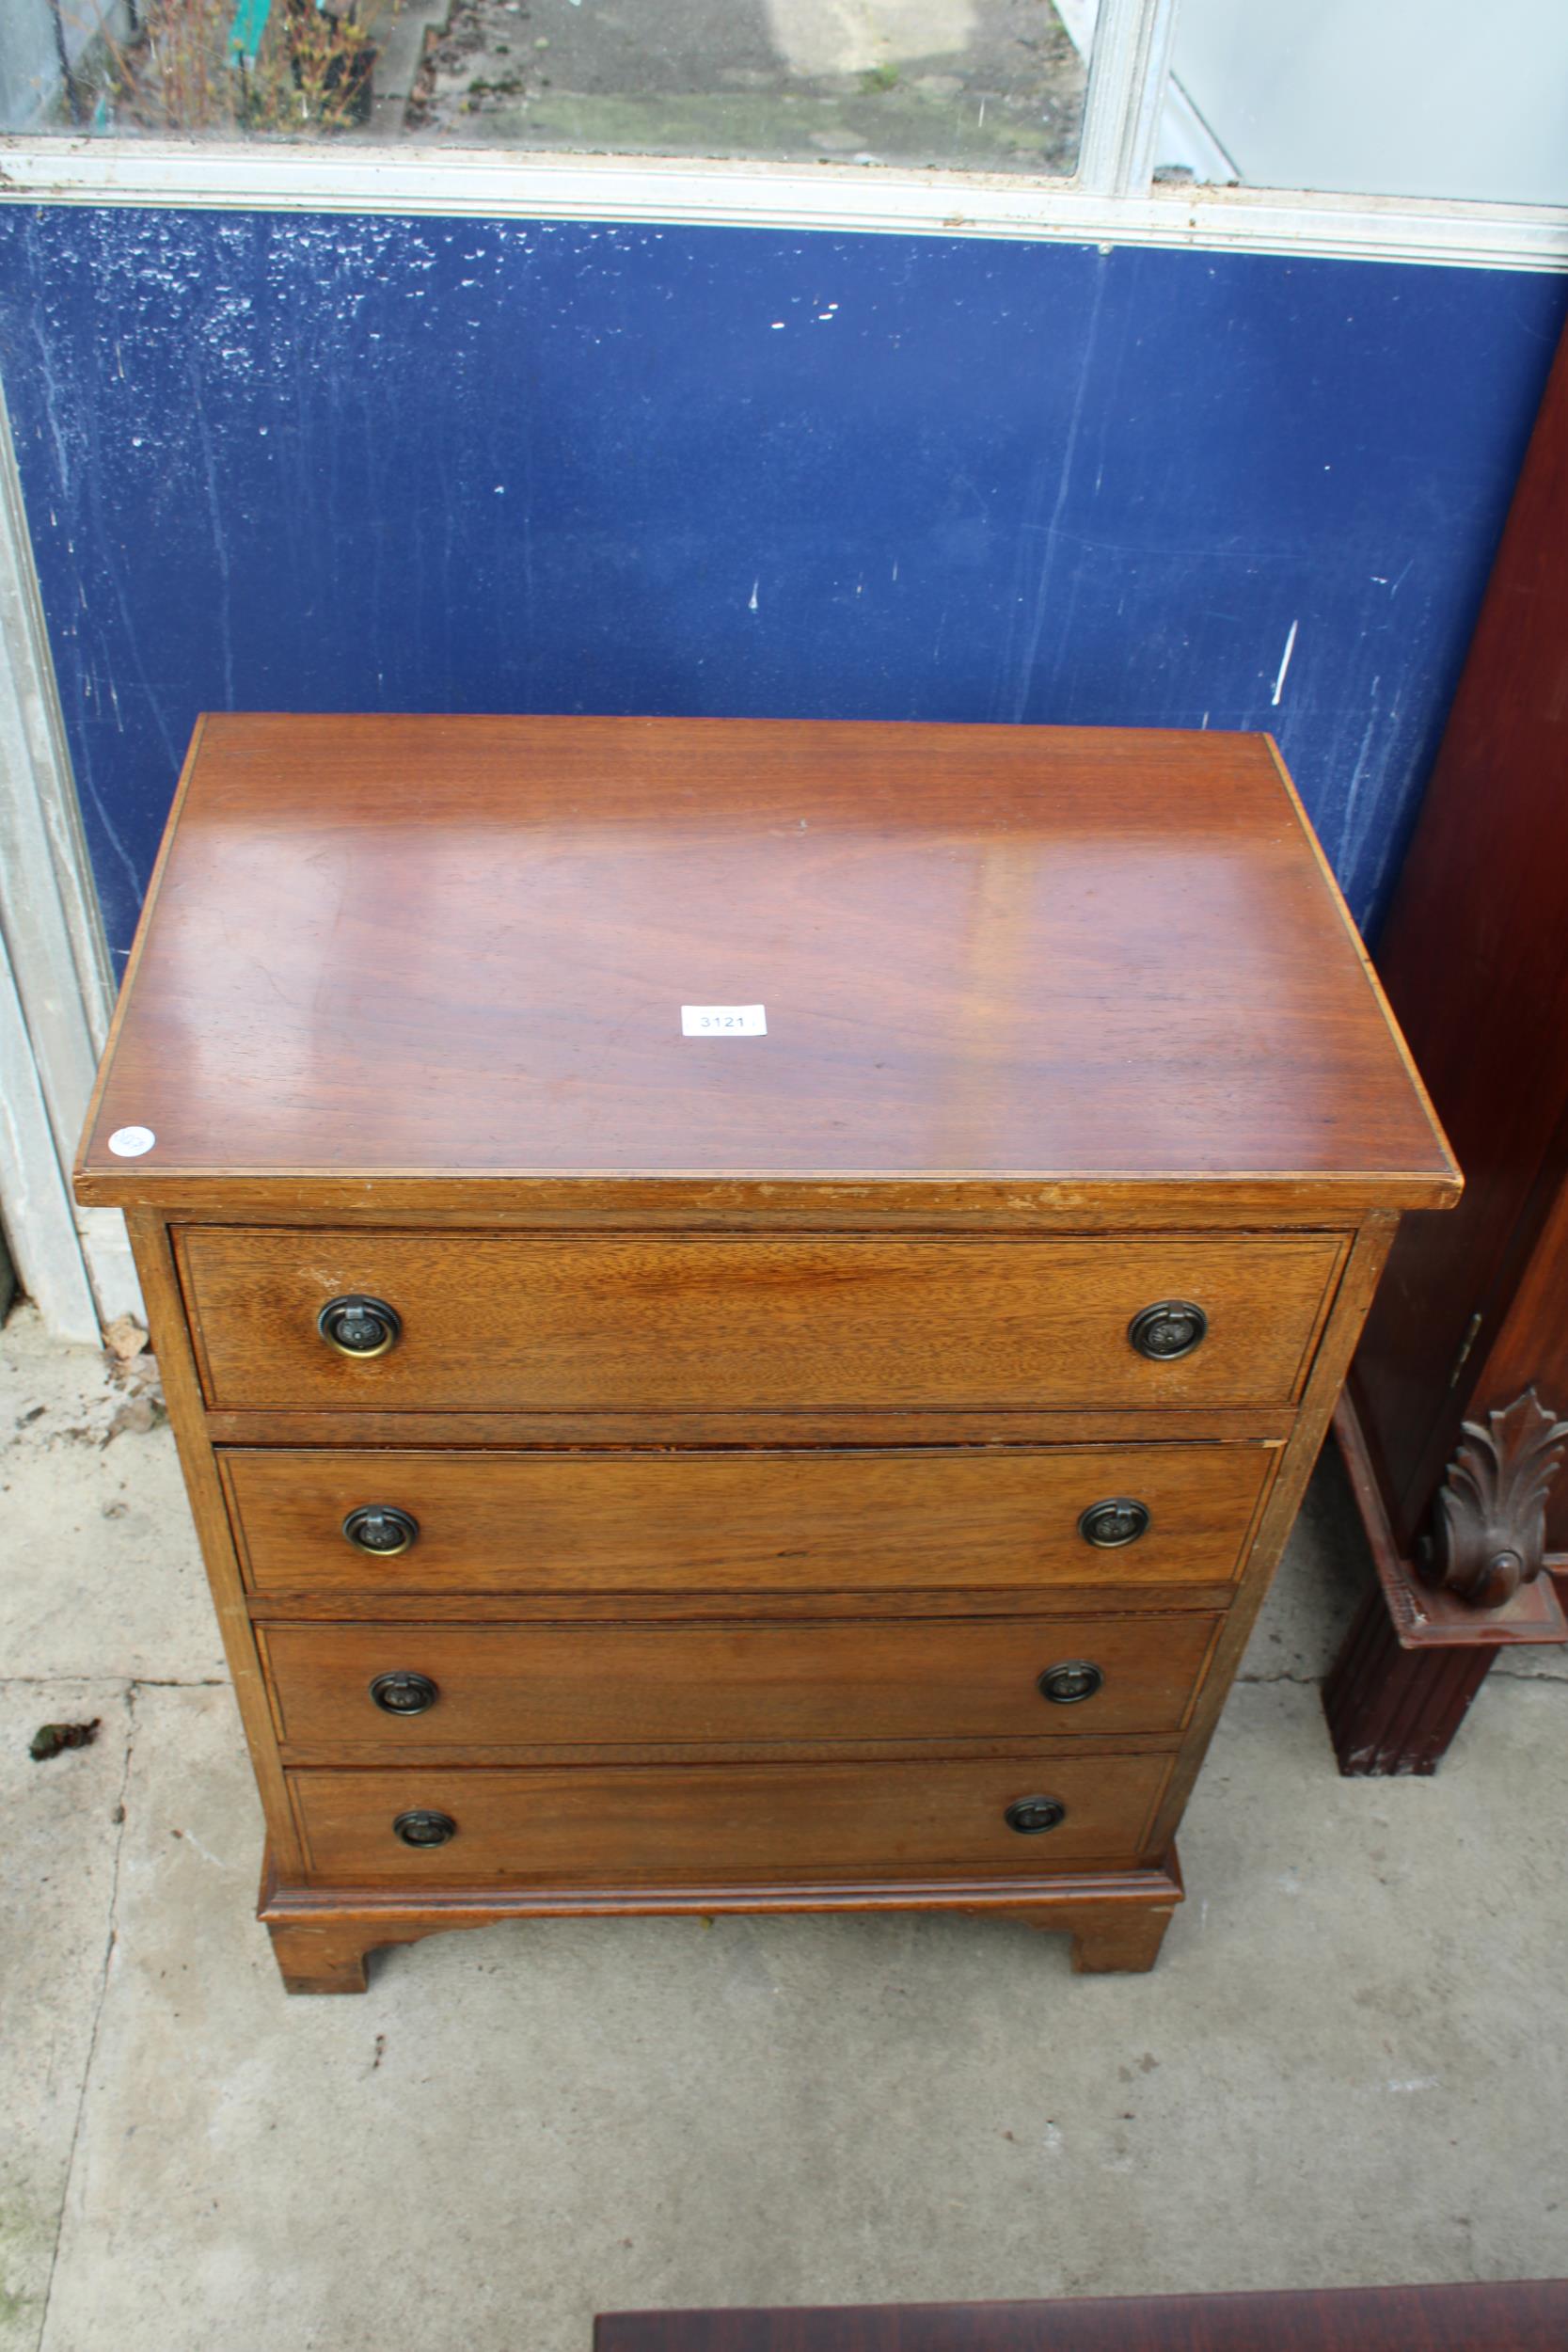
[259,1613,1222,1751]
[223,1443,1278,1597]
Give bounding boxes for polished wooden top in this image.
[76,715,1457,1216]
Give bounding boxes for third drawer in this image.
[259,1613,1223,1751]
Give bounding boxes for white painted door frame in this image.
[0,381,139,1341]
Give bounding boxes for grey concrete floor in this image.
[3,1298,1567,2351]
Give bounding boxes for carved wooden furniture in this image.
[74,714,1455,1991]
[1325,323,1568,1774]
[594,2279,1568,2351]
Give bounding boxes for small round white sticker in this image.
[107,1125,156,1158]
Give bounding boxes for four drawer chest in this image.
[74,714,1458,1990]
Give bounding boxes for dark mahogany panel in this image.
[1350,327,1568,1548]
[594,2279,1568,2352]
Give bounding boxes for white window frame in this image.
[0,0,1563,269]
[1,0,1565,1341]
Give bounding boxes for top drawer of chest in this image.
[177,1229,1347,1413]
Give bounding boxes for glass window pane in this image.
[1164,0,1568,207]
[2,0,1091,174]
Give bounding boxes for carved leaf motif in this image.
[1424,1389,1568,1609]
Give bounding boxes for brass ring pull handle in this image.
[393,1809,455,1848]
[318,1295,402,1359]
[371,1672,439,1716]
[342,1505,420,1557]
[1129,1300,1208,1360]
[1005,1796,1066,1836]
[1037,1661,1103,1706]
[1078,1498,1150,1549]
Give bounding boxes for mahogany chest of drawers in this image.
[74,715,1458,1990]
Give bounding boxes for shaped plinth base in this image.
[260,1851,1184,1993]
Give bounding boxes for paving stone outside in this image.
[31,1678,1568,2352]
[0,1680,131,2352]
[2,1310,223,1687]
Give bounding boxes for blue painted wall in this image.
[0,206,1560,965]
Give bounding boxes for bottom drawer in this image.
[262,1614,1221,1752]
[290,1754,1173,1886]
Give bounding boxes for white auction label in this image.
[107,1125,156,1157]
[681,1004,767,1037]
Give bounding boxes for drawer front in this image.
[224,1443,1277,1597]
[290,1754,1173,1883]
[182,1229,1345,1412]
[261,1613,1222,1751]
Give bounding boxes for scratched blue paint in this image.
[0,207,1560,963]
